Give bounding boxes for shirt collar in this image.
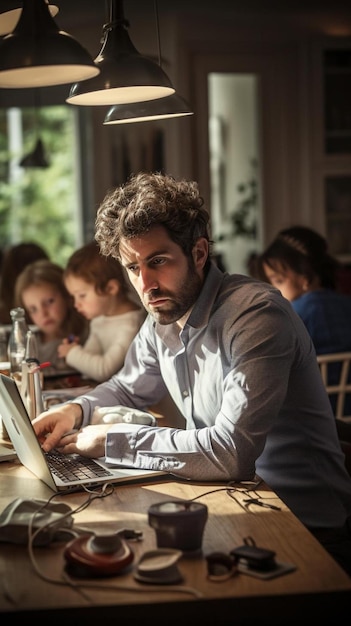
[186,261,224,329]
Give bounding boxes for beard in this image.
[144,263,203,325]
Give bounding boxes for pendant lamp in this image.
[19,91,49,168]
[67,0,175,106]
[104,93,194,125]
[0,2,58,36]
[0,0,100,88]
[20,138,49,168]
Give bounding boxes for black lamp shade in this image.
[104,93,194,124]
[19,138,49,168]
[67,2,175,106]
[0,2,59,36]
[0,0,99,88]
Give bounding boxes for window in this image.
[0,105,83,266]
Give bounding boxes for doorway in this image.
[208,73,261,274]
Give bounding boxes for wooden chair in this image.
[317,352,351,421]
[317,351,351,475]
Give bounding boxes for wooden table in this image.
[0,458,350,624]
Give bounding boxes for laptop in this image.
[0,373,166,493]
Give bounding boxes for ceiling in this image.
[1,0,351,107]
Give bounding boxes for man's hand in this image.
[54,424,112,458]
[32,403,83,453]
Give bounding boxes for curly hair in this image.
[260,225,339,289]
[95,172,211,263]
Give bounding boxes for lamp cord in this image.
[101,0,161,68]
[104,0,129,30]
[154,0,162,67]
[23,484,202,604]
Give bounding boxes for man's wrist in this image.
[71,403,83,429]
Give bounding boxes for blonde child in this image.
[58,241,146,382]
[15,259,88,376]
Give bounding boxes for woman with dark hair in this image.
[261,225,351,433]
[260,225,351,356]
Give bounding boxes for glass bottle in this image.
[7,307,29,377]
[25,329,39,363]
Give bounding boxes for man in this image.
[33,172,351,574]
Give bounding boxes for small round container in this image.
[148,500,208,552]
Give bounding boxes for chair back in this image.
[317,352,351,421]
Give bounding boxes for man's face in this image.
[119,225,208,327]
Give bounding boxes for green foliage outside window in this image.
[0,106,80,267]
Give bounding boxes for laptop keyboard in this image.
[46,449,114,483]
